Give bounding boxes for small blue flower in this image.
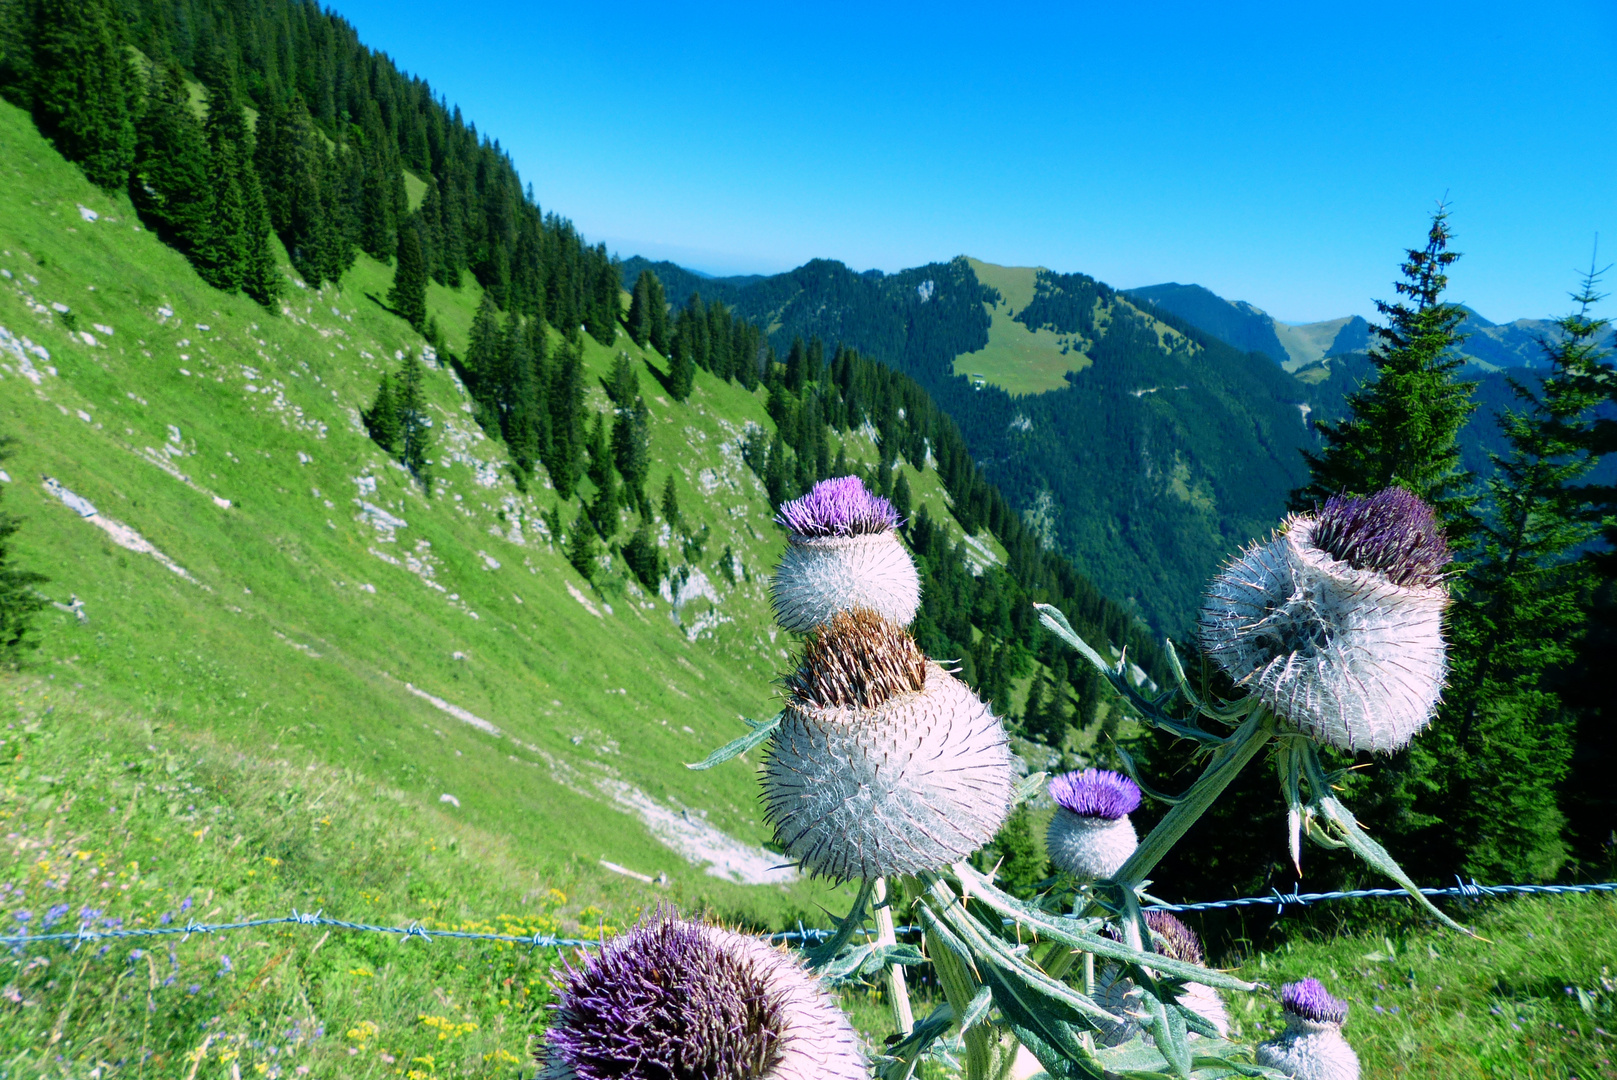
[12,910,31,924]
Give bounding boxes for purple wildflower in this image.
[1048,769,1141,820]
[1312,489,1450,587]
[187,984,201,995]
[776,476,900,537]
[1281,978,1349,1025]
[180,896,192,912]
[545,913,785,1080]
[12,909,30,923]
[43,904,69,928]
[218,955,233,975]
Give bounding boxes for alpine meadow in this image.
[0,1,1613,1078]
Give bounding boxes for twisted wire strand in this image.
[5,880,1611,951]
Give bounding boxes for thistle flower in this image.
[1095,911,1229,1046]
[762,609,1015,881]
[770,477,920,632]
[1255,978,1360,1080]
[1199,489,1451,753]
[537,911,866,1080]
[1045,769,1140,880]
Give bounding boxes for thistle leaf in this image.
[684,712,781,770]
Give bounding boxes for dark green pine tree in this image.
[567,507,599,582]
[395,351,434,490]
[646,272,670,356]
[358,134,395,262]
[388,216,429,331]
[585,411,618,536]
[621,518,664,590]
[659,474,682,533]
[544,343,586,500]
[612,394,651,517]
[764,430,790,507]
[891,471,912,524]
[362,372,401,455]
[0,439,47,664]
[668,334,696,403]
[22,0,135,190]
[606,351,639,408]
[130,63,209,252]
[1292,208,1478,540]
[464,290,504,425]
[626,270,654,347]
[587,252,621,346]
[506,317,551,482]
[1436,271,1610,881]
[194,138,247,292]
[239,166,281,309]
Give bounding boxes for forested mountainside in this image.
[0,0,1176,935]
[623,256,1321,638]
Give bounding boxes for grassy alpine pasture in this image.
[952,259,1092,396]
[0,92,956,940]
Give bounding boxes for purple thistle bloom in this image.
[775,476,900,537]
[1312,489,1450,587]
[1281,978,1349,1025]
[539,910,864,1080]
[1048,769,1141,820]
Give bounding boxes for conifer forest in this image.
[0,0,1612,1077]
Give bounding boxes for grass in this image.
[0,95,886,934]
[952,259,1092,396]
[1224,896,1617,1079]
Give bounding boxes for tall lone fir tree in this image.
[389,217,429,332]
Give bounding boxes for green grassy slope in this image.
[0,96,916,933]
[951,259,1092,395]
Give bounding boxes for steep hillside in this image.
[0,97,869,928]
[630,256,1320,637]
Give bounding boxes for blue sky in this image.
[335,0,1614,323]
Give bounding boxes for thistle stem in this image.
[874,877,915,1035]
[1110,708,1276,892]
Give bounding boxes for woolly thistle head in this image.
[762,613,1014,881]
[769,478,920,633]
[1199,488,1450,753]
[784,608,927,710]
[1048,769,1142,821]
[1281,978,1349,1026]
[1093,913,1228,1046]
[538,911,865,1080]
[1100,910,1205,965]
[775,476,901,537]
[1258,977,1361,1080]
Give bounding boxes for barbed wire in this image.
[3,880,1611,952]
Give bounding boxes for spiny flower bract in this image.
[1048,768,1141,820]
[1199,488,1450,753]
[537,911,865,1080]
[762,610,1014,881]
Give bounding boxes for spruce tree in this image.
[194,137,247,292]
[388,216,429,331]
[0,439,47,664]
[464,291,503,424]
[621,518,664,590]
[362,372,401,455]
[1293,208,1477,540]
[612,395,651,517]
[545,343,586,500]
[660,474,682,533]
[891,471,912,525]
[626,270,653,347]
[567,507,599,581]
[647,272,670,356]
[586,412,618,535]
[130,63,209,252]
[668,334,696,402]
[24,0,135,190]
[1436,271,1609,880]
[239,167,281,309]
[395,351,433,490]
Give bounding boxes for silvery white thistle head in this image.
[1045,769,1140,881]
[761,608,1015,881]
[770,476,921,633]
[1094,910,1229,1046]
[536,910,867,1080]
[1255,978,1360,1080]
[1199,488,1451,753]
